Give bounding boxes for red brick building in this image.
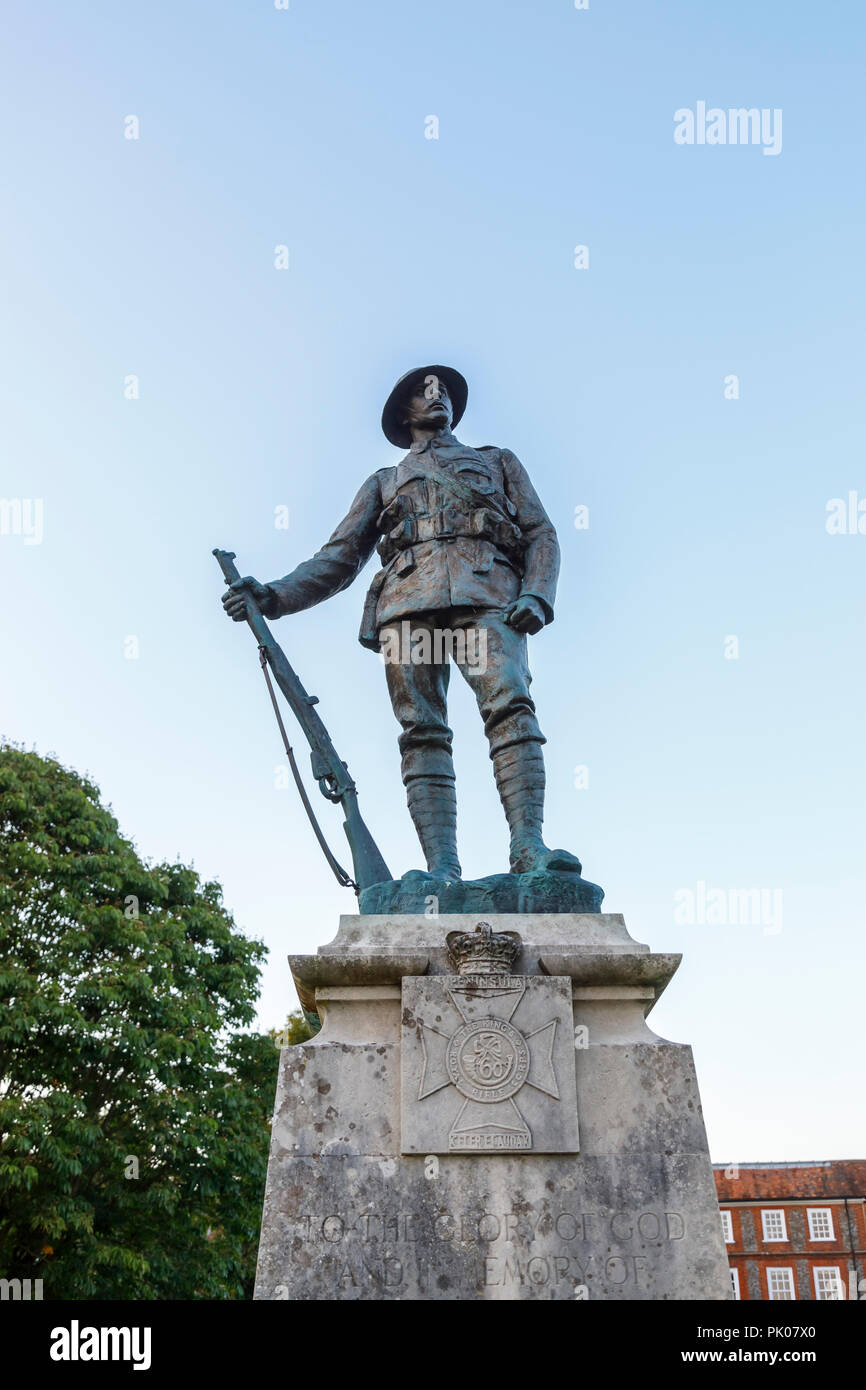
[714,1161,866,1300]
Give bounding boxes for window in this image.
[761,1209,788,1242]
[767,1267,795,1300]
[720,1210,734,1243]
[813,1266,844,1301]
[730,1267,740,1300]
[807,1208,834,1241]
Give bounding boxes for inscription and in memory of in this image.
[401,974,579,1154]
[269,1205,687,1298]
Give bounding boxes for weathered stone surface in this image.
[287,951,429,1018]
[255,911,731,1300]
[358,868,605,916]
[255,1152,728,1301]
[315,910,656,967]
[401,975,579,1155]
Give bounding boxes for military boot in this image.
[493,742,582,875]
[405,775,462,880]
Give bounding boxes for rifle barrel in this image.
[213,547,391,891]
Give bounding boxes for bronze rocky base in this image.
[358,867,605,915]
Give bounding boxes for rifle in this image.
[213,548,392,895]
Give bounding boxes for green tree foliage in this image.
[268,1010,315,1046]
[0,744,280,1299]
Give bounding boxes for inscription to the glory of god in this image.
[269,1204,687,1298]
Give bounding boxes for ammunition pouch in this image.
[376,504,524,568]
[359,567,387,650]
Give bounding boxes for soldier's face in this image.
[402,376,453,432]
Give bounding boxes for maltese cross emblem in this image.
[401,975,579,1155]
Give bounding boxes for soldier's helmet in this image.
[381,365,468,449]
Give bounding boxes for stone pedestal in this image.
[253,912,731,1301]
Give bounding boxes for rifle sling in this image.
[258,645,356,890]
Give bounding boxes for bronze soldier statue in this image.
[222,365,581,882]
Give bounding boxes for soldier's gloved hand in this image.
[505,595,546,635]
[221,576,271,622]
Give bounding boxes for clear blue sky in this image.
[2,1,864,1162]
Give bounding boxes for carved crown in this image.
[446,922,521,976]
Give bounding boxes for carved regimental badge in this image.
[401,926,579,1155]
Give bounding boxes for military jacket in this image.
[264,432,560,649]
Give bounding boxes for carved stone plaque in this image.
[401,975,579,1154]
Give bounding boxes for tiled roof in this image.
[714,1160,866,1201]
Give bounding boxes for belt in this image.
[377,507,524,565]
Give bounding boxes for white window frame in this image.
[767,1266,796,1300]
[730,1267,740,1300]
[720,1210,734,1243]
[761,1209,788,1242]
[806,1207,834,1241]
[813,1266,844,1301]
